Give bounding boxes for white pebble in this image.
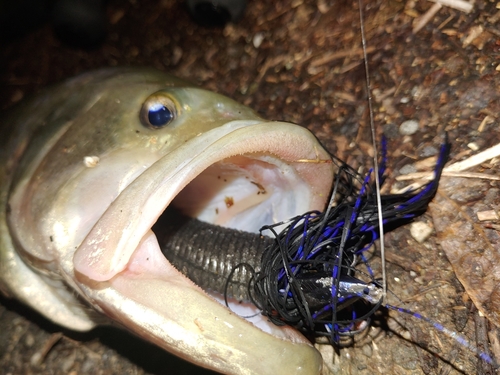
[467,142,479,151]
[401,329,412,341]
[399,119,419,135]
[253,32,264,48]
[410,221,433,243]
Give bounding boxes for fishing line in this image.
[384,304,498,366]
[216,2,498,369]
[252,144,449,341]
[223,262,262,319]
[358,0,387,302]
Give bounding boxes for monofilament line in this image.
[358,0,386,301]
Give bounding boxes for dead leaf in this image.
[430,178,500,327]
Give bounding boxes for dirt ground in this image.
[1,0,499,374]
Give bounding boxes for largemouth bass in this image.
[0,68,334,374]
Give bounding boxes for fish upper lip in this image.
[72,120,333,374]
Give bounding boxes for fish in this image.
[0,67,335,375]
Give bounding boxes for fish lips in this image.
[73,120,333,374]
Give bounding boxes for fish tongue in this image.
[85,230,322,375]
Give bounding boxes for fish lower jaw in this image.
[209,292,310,343]
[76,229,322,375]
[108,229,311,344]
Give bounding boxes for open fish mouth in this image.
[72,120,333,374]
[2,68,334,374]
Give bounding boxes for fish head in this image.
[4,68,333,374]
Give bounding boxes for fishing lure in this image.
[251,138,497,366]
[252,137,447,339]
[248,6,496,365]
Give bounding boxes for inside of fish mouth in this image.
[150,154,309,334]
[167,153,309,234]
[152,207,287,338]
[151,207,278,334]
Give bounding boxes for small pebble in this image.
[253,32,264,48]
[410,221,433,243]
[30,352,42,366]
[419,145,438,157]
[383,123,399,139]
[24,333,35,347]
[399,164,417,175]
[361,344,373,357]
[399,119,419,135]
[467,142,479,151]
[400,329,412,341]
[61,351,77,373]
[477,210,499,221]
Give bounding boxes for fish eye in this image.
[140,93,178,129]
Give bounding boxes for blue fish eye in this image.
[148,103,173,127]
[141,93,178,129]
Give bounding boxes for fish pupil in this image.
[148,104,173,127]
